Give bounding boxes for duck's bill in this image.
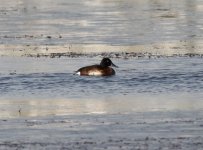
[111,63,119,68]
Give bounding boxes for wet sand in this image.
[0,93,203,149]
[1,0,203,57]
[1,111,203,149]
[1,40,203,57]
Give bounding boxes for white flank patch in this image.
[89,71,102,76]
[75,72,81,75]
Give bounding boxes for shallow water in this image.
[0,0,203,45]
[1,57,203,98]
[1,0,203,118]
[0,57,203,117]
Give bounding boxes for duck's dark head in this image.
[100,58,118,68]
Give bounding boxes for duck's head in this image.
[100,58,118,68]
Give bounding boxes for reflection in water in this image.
[1,94,203,118]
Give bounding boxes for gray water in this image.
[1,57,203,117]
[1,57,203,99]
[0,0,203,45]
[1,0,203,117]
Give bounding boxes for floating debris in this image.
[22,52,203,59]
[46,36,52,39]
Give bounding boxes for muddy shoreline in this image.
[0,40,203,58]
[1,111,203,150]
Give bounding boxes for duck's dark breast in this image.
[77,65,115,76]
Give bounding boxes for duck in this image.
[75,58,118,76]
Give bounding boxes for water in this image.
[0,57,203,117]
[0,0,203,45]
[0,0,203,117]
[0,57,203,99]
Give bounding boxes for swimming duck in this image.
[75,58,118,76]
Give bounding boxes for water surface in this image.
[1,0,203,118]
[0,0,203,45]
[0,57,203,117]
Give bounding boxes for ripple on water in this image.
[0,57,203,99]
